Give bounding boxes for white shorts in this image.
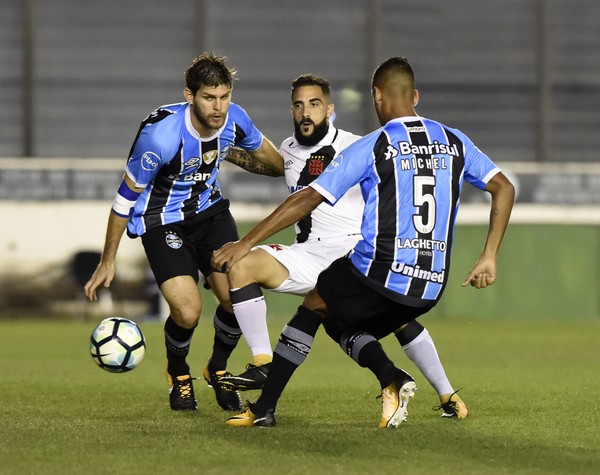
[256,235,360,296]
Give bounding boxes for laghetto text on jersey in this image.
[124,102,263,237]
[311,117,500,308]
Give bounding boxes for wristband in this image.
[111,180,141,218]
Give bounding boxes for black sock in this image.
[254,306,322,415]
[164,316,195,376]
[208,305,241,372]
[356,340,397,389]
[230,282,264,304]
[395,319,424,346]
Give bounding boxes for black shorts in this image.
[141,207,238,287]
[316,257,430,339]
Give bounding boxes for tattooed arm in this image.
[225,142,284,177]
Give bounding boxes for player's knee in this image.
[227,249,263,286]
[169,301,201,329]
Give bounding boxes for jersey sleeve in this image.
[310,135,373,205]
[125,128,165,188]
[230,103,264,152]
[455,129,500,190]
[125,115,181,188]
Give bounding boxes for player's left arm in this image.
[224,145,283,177]
[462,171,515,289]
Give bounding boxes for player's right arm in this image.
[84,174,143,301]
[462,171,515,289]
[211,186,324,273]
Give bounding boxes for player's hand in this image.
[84,262,115,301]
[461,258,497,289]
[211,240,252,273]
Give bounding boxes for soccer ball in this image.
[89,317,146,373]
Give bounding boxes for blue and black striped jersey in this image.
[310,116,500,308]
[125,101,263,237]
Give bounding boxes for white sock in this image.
[402,329,454,395]
[232,296,273,358]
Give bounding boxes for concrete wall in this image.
[4,201,598,273]
[3,201,597,319]
[0,201,280,277]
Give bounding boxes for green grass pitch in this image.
[1,310,599,475]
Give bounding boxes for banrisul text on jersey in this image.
[310,116,500,308]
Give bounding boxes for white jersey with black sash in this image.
[279,125,362,243]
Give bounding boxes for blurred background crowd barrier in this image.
[1,0,598,319]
